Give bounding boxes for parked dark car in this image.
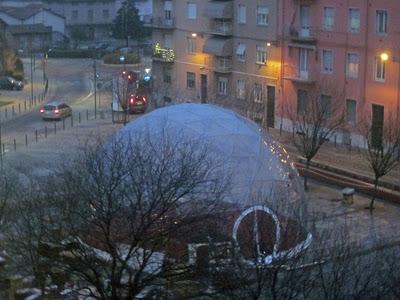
[128,94,148,114]
[0,76,24,90]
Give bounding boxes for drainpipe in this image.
[362,1,370,117]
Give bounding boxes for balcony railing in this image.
[215,57,232,73]
[144,16,175,29]
[152,43,175,63]
[208,20,232,36]
[289,25,317,43]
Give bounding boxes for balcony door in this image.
[300,5,310,37]
[299,48,308,80]
[201,74,207,103]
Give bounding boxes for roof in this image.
[8,24,51,34]
[0,4,65,20]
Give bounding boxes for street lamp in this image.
[93,60,97,118]
[380,52,389,61]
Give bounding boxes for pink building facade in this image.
[280,0,400,146]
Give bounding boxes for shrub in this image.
[102,52,140,65]
[47,49,108,59]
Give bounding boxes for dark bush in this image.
[47,49,108,59]
[102,52,140,65]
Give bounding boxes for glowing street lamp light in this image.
[191,32,197,37]
[380,52,389,61]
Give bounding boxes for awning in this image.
[204,1,233,19]
[236,43,246,55]
[203,38,233,56]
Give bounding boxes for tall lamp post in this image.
[93,60,97,119]
[30,51,34,105]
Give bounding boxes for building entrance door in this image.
[201,74,207,103]
[371,104,384,148]
[266,86,275,128]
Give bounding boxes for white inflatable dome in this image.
[111,103,311,264]
[113,104,306,219]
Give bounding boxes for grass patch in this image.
[0,101,13,107]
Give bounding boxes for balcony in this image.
[152,43,175,63]
[208,20,233,36]
[214,57,232,73]
[204,1,233,19]
[289,25,317,44]
[284,65,316,84]
[144,16,175,29]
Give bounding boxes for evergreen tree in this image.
[112,0,149,46]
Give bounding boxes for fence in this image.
[0,108,117,167]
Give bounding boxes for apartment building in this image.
[150,0,280,127]
[281,0,400,146]
[151,1,400,146]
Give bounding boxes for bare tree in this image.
[286,81,345,190]
[361,114,400,211]
[34,130,230,299]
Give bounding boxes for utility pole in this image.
[30,51,34,105]
[93,60,97,119]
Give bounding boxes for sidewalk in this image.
[268,127,400,192]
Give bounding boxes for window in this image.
[375,56,386,81]
[236,43,246,61]
[297,89,308,114]
[346,99,357,125]
[322,49,333,73]
[237,79,245,99]
[72,10,78,20]
[163,66,172,83]
[187,72,195,88]
[164,34,172,49]
[376,10,387,34]
[187,37,195,53]
[320,95,332,118]
[256,6,269,25]
[187,2,197,19]
[323,7,335,31]
[218,77,228,95]
[164,1,172,23]
[348,8,360,32]
[256,46,267,64]
[102,9,109,19]
[88,10,93,22]
[347,53,359,78]
[254,83,263,103]
[238,4,246,24]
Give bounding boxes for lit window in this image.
[256,45,267,64]
[237,79,245,99]
[218,77,228,95]
[238,4,246,24]
[348,8,360,32]
[322,49,333,73]
[187,72,195,88]
[254,83,263,103]
[375,56,386,81]
[376,10,387,34]
[256,6,269,26]
[323,7,335,31]
[347,53,359,78]
[187,2,197,20]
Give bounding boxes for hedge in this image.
[47,49,109,59]
[102,52,140,65]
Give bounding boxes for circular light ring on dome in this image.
[232,205,312,266]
